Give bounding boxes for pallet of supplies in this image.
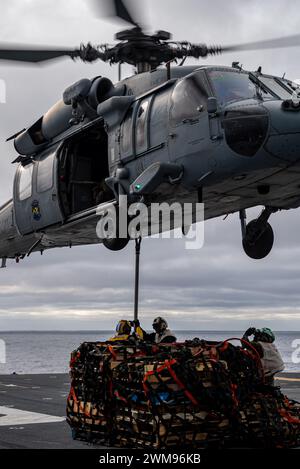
[66,339,300,448]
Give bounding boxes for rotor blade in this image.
[0,44,77,63]
[221,33,300,54]
[114,0,137,25]
[91,0,138,26]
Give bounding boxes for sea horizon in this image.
[1,329,299,333]
[0,330,299,375]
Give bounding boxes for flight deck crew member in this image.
[242,327,284,385]
[135,317,177,344]
[108,320,133,342]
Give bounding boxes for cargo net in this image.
[66,339,300,448]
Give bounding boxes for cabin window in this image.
[170,75,208,127]
[121,107,134,157]
[37,152,54,193]
[135,98,150,154]
[18,163,33,201]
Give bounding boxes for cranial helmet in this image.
[255,327,275,343]
[152,317,168,333]
[116,320,132,336]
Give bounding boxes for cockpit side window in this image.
[222,106,269,157]
[18,163,33,201]
[209,70,258,105]
[170,74,209,127]
[208,70,276,105]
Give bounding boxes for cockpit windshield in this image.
[257,76,293,100]
[208,70,276,105]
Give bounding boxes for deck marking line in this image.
[0,406,65,426]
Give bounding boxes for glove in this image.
[243,327,256,340]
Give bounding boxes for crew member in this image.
[242,327,284,385]
[135,317,177,344]
[93,179,111,205]
[108,320,133,342]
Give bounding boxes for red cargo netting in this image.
[66,339,300,448]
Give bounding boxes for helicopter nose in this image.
[263,100,300,163]
[265,99,300,133]
[222,102,269,157]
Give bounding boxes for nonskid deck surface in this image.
[0,373,299,449]
[0,374,92,449]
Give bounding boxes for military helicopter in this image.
[1,0,300,267]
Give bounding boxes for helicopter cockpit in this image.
[207,68,292,106]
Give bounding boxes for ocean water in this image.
[0,330,299,374]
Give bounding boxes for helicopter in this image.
[1,0,300,267]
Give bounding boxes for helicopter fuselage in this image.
[1,64,300,262]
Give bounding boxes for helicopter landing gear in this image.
[239,207,278,259]
[102,204,130,251]
[103,236,129,251]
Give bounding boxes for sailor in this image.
[108,320,133,342]
[93,179,111,205]
[243,327,284,385]
[135,317,177,344]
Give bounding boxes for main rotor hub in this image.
[111,28,174,71]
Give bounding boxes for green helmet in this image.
[255,327,275,343]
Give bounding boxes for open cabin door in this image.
[57,122,112,217]
[13,145,64,235]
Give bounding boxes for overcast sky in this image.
[1,0,300,331]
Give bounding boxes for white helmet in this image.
[152,317,168,332]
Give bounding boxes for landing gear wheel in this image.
[242,220,274,259]
[101,206,130,251]
[103,237,129,251]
